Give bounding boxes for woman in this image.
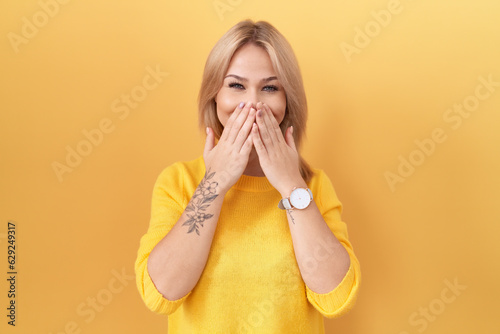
[135,19,360,333]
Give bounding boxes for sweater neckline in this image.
[232,173,275,192]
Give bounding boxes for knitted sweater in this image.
[135,156,360,333]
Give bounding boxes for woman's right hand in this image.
[203,101,256,193]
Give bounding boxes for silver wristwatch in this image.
[278,187,313,210]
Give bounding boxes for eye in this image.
[263,85,279,92]
[228,82,244,90]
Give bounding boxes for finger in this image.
[256,105,276,149]
[256,101,263,113]
[259,104,279,144]
[240,127,254,155]
[252,122,268,158]
[226,101,253,144]
[219,101,247,143]
[204,127,215,157]
[234,107,256,148]
[285,126,297,151]
[219,101,245,142]
[263,104,285,144]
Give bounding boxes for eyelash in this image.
[228,81,279,92]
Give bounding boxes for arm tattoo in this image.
[182,169,219,236]
[287,209,296,225]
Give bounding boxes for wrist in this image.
[214,170,246,195]
[278,178,307,198]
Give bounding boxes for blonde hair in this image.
[198,19,313,182]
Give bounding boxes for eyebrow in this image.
[224,74,278,83]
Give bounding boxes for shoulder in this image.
[307,167,342,210]
[307,167,331,191]
[156,155,205,186]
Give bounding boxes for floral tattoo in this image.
[182,169,219,236]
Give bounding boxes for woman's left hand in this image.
[252,102,307,197]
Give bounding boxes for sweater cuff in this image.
[143,262,191,315]
[305,260,358,318]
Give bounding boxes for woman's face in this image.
[215,43,287,127]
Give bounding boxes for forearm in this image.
[251,102,352,294]
[280,185,351,294]
[147,172,228,301]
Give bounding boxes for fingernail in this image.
[257,110,262,117]
[250,108,256,113]
[290,126,293,133]
[206,127,209,135]
[238,101,245,109]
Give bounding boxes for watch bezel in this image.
[289,187,312,210]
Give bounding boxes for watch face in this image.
[290,188,311,209]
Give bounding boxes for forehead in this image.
[225,43,276,78]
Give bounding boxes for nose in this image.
[246,90,262,109]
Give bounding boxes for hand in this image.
[252,103,306,197]
[204,101,256,193]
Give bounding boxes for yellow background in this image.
[1,0,499,333]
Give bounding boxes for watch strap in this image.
[278,198,292,210]
[307,188,313,201]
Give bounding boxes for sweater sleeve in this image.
[305,170,361,319]
[134,163,192,315]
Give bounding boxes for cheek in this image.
[273,105,286,124]
[216,92,239,127]
[266,96,287,124]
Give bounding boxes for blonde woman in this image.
[135,19,360,333]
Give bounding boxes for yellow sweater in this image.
[135,156,360,333]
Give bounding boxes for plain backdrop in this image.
[1,0,499,333]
